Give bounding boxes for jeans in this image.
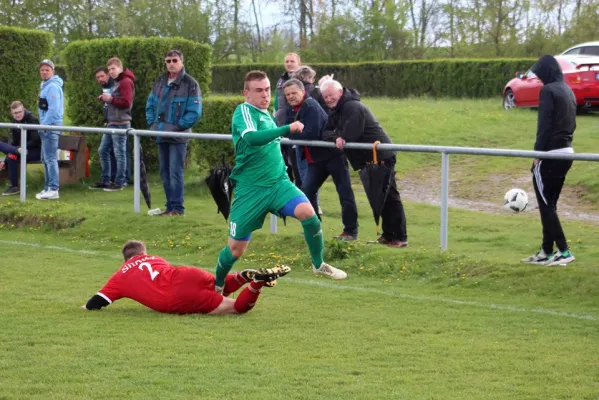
[39,131,60,191]
[303,155,358,235]
[99,124,129,186]
[158,142,187,213]
[110,135,131,184]
[296,147,319,206]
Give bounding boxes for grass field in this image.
[1,98,599,399]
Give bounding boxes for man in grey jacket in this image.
[145,49,202,216]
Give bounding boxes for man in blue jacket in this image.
[283,79,359,240]
[145,50,202,216]
[37,59,64,200]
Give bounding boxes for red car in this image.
[502,56,599,110]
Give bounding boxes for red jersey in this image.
[97,255,222,314]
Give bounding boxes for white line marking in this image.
[1,239,596,322]
[285,278,597,322]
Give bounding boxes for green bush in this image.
[211,59,538,98]
[63,37,212,168]
[54,64,67,82]
[193,96,242,168]
[0,27,53,114]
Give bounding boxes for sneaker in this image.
[545,250,575,266]
[253,265,292,287]
[161,211,184,216]
[317,206,324,216]
[2,186,19,196]
[103,184,125,192]
[312,262,347,280]
[387,240,408,248]
[89,182,111,190]
[35,190,47,200]
[39,190,59,200]
[334,232,358,241]
[377,236,390,245]
[521,250,552,264]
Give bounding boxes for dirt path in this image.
[395,170,599,223]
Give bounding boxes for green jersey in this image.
[230,102,288,187]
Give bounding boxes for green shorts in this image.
[228,179,305,240]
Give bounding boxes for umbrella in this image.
[358,141,393,235]
[139,148,152,209]
[205,155,233,220]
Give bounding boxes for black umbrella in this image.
[139,148,152,209]
[205,155,233,220]
[358,141,393,235]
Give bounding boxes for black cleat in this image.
[253,265,291,287]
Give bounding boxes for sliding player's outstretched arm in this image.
[81,274,122,311]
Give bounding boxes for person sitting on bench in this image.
[0,101,41,196]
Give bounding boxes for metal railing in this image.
[2,122,599,251]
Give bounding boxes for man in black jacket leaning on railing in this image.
[0,101,41,196]
[282,78,359,241]
[320,79,408,248]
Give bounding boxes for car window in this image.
[564,47,582,55]
[581,46,599,56]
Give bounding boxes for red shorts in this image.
[168,267,224,314]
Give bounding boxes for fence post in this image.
[133,133,141,213]
[440,152,449,251]
[270,214,278,234]
[19,127,27,203]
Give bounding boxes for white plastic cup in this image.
[148,208,162,216]
[102,88,110,95]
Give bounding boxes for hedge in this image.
[211,59,538,98]
[63,37,212,168]
[0,27,53,115]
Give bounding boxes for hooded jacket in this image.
[530,55,576,151]
[291,94,341,164]
[39,75,64,127]
[274,71,292,126]
[10,110,41,151]
[145,68,202,143]
[107,68,136,123]
[323,88,395,170]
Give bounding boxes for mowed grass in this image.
[1,98,599,399]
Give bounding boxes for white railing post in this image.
[19,127,27,203]
[270,213,278,234]
[440,152,449,251]
[133,133,141,213]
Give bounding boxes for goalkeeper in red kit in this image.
[81,240,290,315]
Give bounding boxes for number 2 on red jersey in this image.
[138,262,160,281]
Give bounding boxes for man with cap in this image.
[36,59,64,200]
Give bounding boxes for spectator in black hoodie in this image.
[0,101,41,196]
[320,80,408,248]
[521,55,576,266]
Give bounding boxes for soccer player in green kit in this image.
[214,70,347,294]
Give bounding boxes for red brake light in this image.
[570,74,582,84]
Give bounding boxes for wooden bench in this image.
[1,134,89,185]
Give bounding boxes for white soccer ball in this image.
[503,188,529,212]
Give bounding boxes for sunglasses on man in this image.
[165,59,179,64]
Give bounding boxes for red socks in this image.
[223,273,248,297]
[233,282,264,314]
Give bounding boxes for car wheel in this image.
[503,89,516,110]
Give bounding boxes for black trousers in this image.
[302,155,359,235]
[532,159,572,253]
[377,156,407,241]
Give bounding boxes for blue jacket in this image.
[291,95,341,163]
[39,75,64,127]
[145,68,202,143]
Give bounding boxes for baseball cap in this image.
[40,59,55,70]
